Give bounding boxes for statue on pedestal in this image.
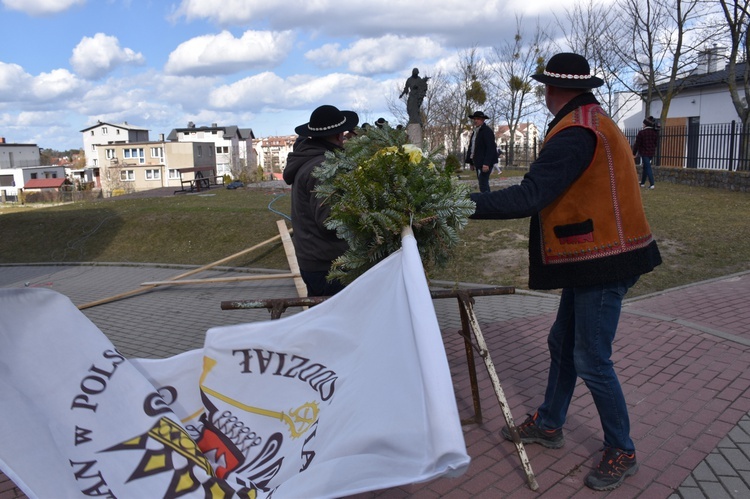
[399,68,429,125]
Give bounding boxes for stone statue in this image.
[400,67,430,125]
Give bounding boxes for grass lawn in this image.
[2,172,749,298]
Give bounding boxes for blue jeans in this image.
[535,276,639,452]
[640,156,655,186]
[476,168,491,193]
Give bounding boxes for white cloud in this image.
[209,71,390,115]
[70,33,145,80]
[1,0,84,16]
[164,30,294,76]
[0,62,32,100]
[0,63,83,102]
[31,68,84,100]
[306,35,444,75]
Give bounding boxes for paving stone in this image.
[707,453,739,477]
[717,476,750,497]
[692,461,720,482]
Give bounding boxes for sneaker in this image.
[500,412,564,449]
[585,447,639,491]
[649,185,655,189]
[639,183,645,187]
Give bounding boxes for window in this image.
[102,127,108,135]
[197,145,202,157]
[145,169,161,180]
[120,170,135,181]
[168,169,180,179]
[123,148,145,164]
[30,173,38,179]
[116,129,120,135]
[106,149,116,159]
[150,147,163,158]
[217,146,229,154]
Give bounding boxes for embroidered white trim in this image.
[309,117,347,132]
[543,70,593,80]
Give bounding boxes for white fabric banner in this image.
[0,233,469,498]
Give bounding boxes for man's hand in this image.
[482,165,490,172]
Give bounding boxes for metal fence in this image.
[623,121,750,172]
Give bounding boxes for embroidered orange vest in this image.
[538,104,655,267]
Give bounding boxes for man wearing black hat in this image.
[465,111,498,193]
[470,53,662,491]
[283,105,359,297]
[633,116,659,189]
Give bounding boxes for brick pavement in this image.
[1,264,749,498]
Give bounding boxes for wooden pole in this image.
[140,273,298,287]
[77,233,284,310]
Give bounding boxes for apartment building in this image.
[97,139,216,194]
[166,122,256,179]
[254,135,296,177]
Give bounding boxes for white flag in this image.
[0,232,469,498]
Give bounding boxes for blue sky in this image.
[0,0,582,151]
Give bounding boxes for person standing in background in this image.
[465,111,498,193]
[633,116,659,189]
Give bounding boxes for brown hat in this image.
[643,116,656,127]
[531,52,604,89]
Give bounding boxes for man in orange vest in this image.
[470,53,662,491]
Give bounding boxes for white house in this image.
[623,50,747,170]
[79,121,150,188]
[0,165,67,199]
[166,123,256,179]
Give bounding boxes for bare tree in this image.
[427,47,491,161]
[557,0,632,118]
[611,0,719,124]
[490,16,550,166]
[719,0,750,167]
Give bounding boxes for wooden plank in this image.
[277,219,308,299]
[77,233,284,310]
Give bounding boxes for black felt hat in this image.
[468,111,490,120]
[531,53,604,89]
[295,105,359,137]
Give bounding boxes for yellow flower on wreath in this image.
[375,143,433,168]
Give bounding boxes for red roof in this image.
[24,178,69,189]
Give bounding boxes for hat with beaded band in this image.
[295,105,359,137]
[531,53,604,89]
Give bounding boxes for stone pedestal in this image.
[406,123,423,147]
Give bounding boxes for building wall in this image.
[0,144,41,169]
[81,123,150,168]
[172,128,239,177]
[97,141,216,193]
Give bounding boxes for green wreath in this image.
[314,125,474,285]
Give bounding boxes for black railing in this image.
[623,121,750,172]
